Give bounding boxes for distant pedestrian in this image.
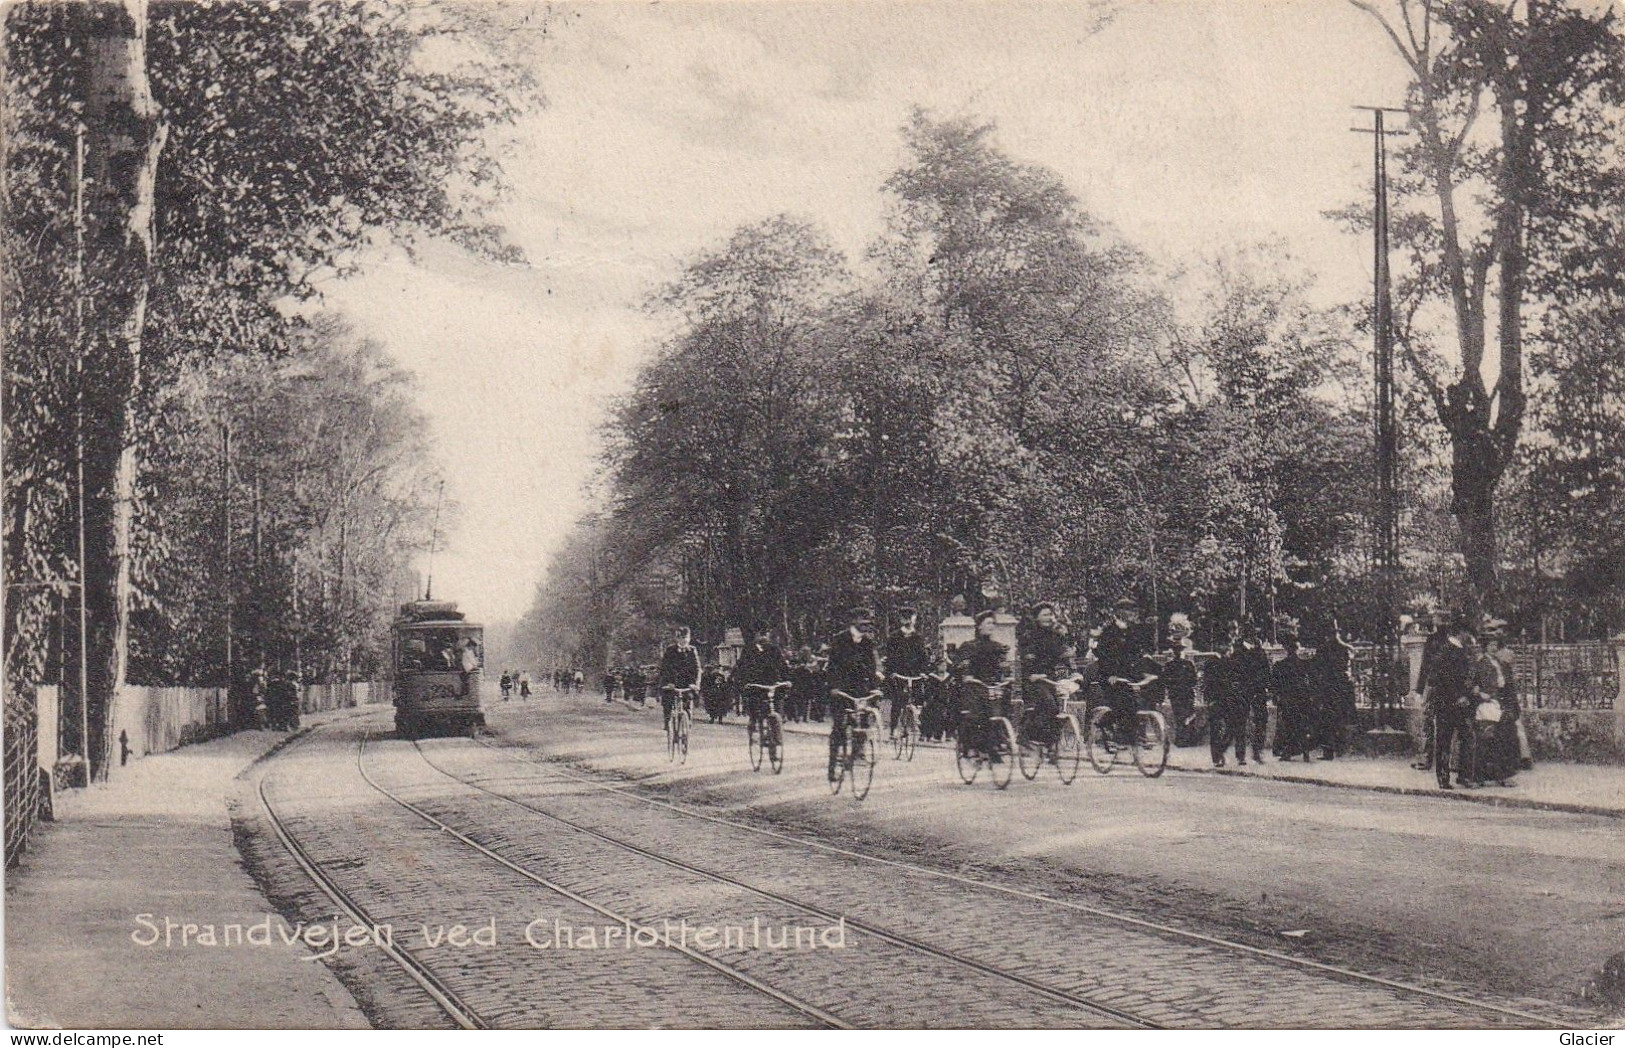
[1411,605,1453,771]
[1472,618,1519,787]
[1206,623,1250,768]
[1270,620,1317,762]
[1429,614,1476,790]
[1314,623,1357,759]
[1230,621,1272,763]
[500,671,513,701]
[519,673,532,700]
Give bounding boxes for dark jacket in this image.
[884,629,931,678]
[953,635,1009,683]
[826,629,879,698]
[1429,637,1474,717]
[1021,625,1072,680]
[734,642,791,689]
[1229,639,1272,705]
[658,644,702,691]
[1096,621,1155,686]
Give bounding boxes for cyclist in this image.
[884,606,930,738]
[826,606,880,782]
[500,671,513,702]
[952,609,1009,762]
[519,672,532,700]
[1020,601,1073,748]
[735,620,790,737]
[1095,596,1159,747]
[657,626,702,731]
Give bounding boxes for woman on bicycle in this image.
[1020,602,1072,748]
[736,621,791,737]
[953,609,1009,761]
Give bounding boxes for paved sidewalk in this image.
[680,698,1625,818]
[1164,745,1625,817]
[4,711,372,1029]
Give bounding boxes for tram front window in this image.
[400,629,477,673]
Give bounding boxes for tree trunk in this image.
[1452,462,1498,619]
[79,0,167,779]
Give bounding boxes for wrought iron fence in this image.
[5,687,40,868]
[1514,643,1617,711]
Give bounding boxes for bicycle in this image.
[954,676,1016,789]
[1016,675,1084,785]
[744,682,790,774]
[665,686,698,764]
[888,673,926,761]
[829,689,882,800]
[1084,679,1168,777]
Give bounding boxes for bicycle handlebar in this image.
[830,689,882,704]
[743,682,792,692]
[889,673,928,682]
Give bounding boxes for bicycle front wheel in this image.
[766,715,784,774]
[1056,714,1083,785]
[678,710,691,765]
[990,718,1016,790]
[901,706,919,762]
[1017,715,1043,782]
[1086,707,1116,775]
[830,740,847,795]
[666,716,678,761]
[1134,711,1168,778]
[851,732,876,800]
[748,722,763,771]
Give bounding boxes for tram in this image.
[390,599,486,738]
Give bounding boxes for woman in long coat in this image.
[1314,626,1358,759]
[1472,619,1521,786]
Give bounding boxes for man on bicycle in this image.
[658,626,702,731]
[826,606,880,782]
[952,609,1009,762]
[1096,596,1158,747]
[735,620,790,738]
[884,606,930,738]
[1021,601,1073,748]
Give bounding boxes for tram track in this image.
[470,730,1586,1028]
[409,739,1162,1029]
[255,737,488,1031]
[351,731,849,1029]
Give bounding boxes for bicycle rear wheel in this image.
[1056,714,1083,785]
[990,718,1016,790]
[1086,707,1116,775]
[851,732,877,800]
[954,723,980,785]
[1134,710,1168,778]
[748,722,763,771]
[766,715,784,774]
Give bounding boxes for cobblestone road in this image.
[238,706,1600,1028]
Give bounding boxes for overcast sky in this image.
[324,0,1415,624]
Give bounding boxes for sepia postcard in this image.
[3,0,1623,1035]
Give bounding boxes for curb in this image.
[1163,760,1625,819]
[596,697,1623,820]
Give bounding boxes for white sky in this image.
[325,0,1416,624]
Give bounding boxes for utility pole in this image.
[1353,105,1408,726]
[72,120,91,772]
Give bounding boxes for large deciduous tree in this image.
[1350,0,1625,608]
